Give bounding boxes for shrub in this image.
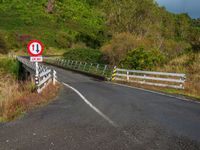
[0,33,8,54]
[0,58,19,77]
[120,48,164,70]
[156,52,200,99]
[101,32,138,65]
[63,48,103,63]
[101,32,164,65]
[55,31,75,48]
[160,39,191,59]
[71,42,87,49]
[101,32,192,65]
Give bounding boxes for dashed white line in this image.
[62,82,118,127]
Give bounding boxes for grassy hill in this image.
[0,0,199,99]
[0,0,104,54]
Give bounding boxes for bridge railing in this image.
[17,56,57,93]
[113,68,186,89]
[44,57,113,78]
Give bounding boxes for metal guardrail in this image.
[113,68,186,89]
[44,57,113,78]
[44,57,186,89]
[17,56,57,93]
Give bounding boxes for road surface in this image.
[0,65,200,150]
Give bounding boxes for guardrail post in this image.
[67,60,70,66]
[62,60,65,67]
[71,61,74,67]
[88,63,93,72]
[143,74,146,84]
[96,64,99,72]
[83,62,87,71]
[74,61,78,69]
[180,75,186,89]
[53,70,57,85]
[111,66,117,81]
[127,71,129,82]
[78,62,82,69]
[102,65,107,75]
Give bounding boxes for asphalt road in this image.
[0,66,200,150]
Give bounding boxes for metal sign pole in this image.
[35,62,39,91]
[35,62,39,76]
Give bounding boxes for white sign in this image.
[30,56,43,62]
[27,40,44,57]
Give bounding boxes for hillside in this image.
[0,0,104,53]
[0,0,199,99]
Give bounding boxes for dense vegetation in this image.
[63,48,103,63]
[0,0,199,63]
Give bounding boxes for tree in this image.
[175,14,191,40]
[102,0,161,37]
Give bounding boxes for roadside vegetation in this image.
[0,58,60,122]
[157,52,200,99]
[0,0,199,99]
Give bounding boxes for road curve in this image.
[0,65,200,150]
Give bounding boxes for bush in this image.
[55,31,75,48]
[63,48,104,63]
[101,32,165,65]
[101,32,192,65]
[0,58,19,77]
[0,33,8,54]
[101,32,138,65]
[160,39,191,58]
[120,48,164,70]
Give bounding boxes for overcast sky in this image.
[156,0,200,18]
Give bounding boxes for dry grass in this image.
[156,53,200,99]
[0,72,60,122]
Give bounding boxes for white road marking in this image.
[109,82,200,104]
[62,82,118,127]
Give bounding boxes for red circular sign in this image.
[27,40,44,56]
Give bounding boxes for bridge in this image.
[0,56,200,149]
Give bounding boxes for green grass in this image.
[161,88,200,100]
[63,48,104,64]
[0,0,104,53]
[0,58,19,77]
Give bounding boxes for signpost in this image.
[27,40,44,87]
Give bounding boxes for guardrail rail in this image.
[113,68,186,89]
[44,57,113,79]
[17,56,57,93]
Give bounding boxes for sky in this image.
[156,0,200,18]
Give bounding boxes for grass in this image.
[0,74,60,122]
[0,57,19,77]
[0,57,60,122]
[156,52,200,100]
